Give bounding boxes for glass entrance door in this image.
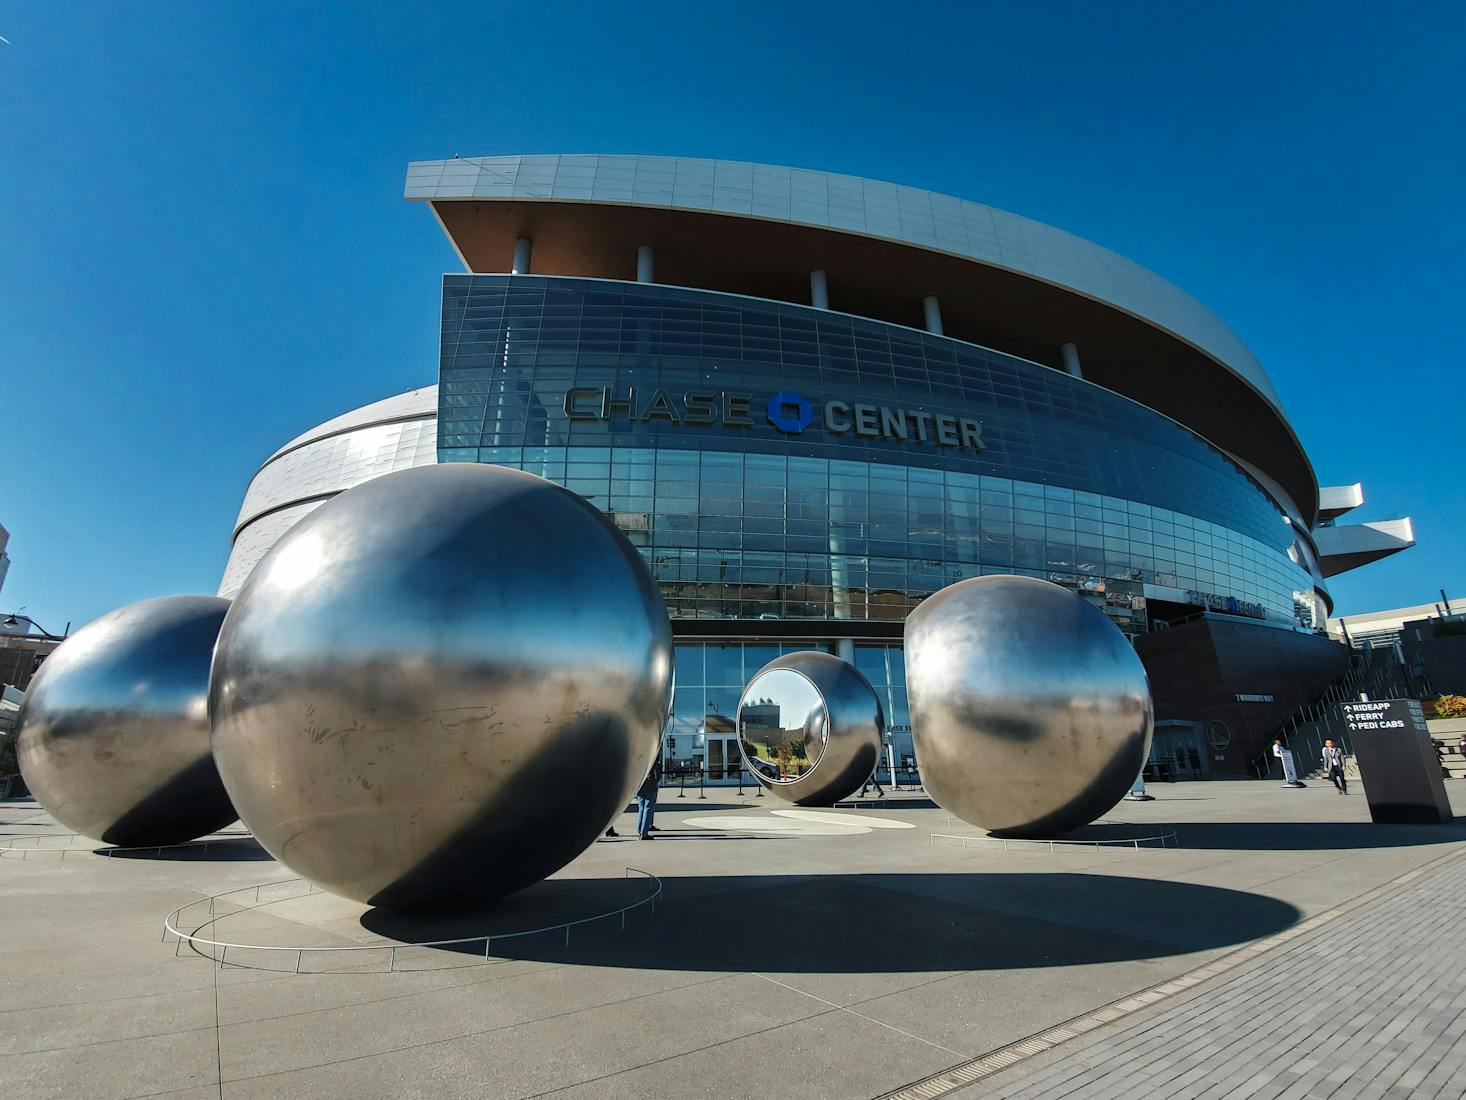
[1153,722,1206,780]
[705,735,742,782]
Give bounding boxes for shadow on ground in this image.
[644,800,774,811]
[361,870,1301,973]
[98,836,273,861]
[1162,820,1466,851]
[599,832,795,842]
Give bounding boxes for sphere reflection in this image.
[209,464,673,912]
[736,652,882,806]
[16,596,237,846]
[905,575,1153,837]
[737,668,828,779]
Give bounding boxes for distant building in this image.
[1329,591,1463,650]
[1330,591,1466,695]
[0,630,61,692]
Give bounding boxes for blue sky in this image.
[1,1,1461,630]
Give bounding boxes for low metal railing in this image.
[929,829,1177,852]
[162,867,662,974]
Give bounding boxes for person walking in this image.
[1322,739,1349,795]
[636,757,663,839]
[859,761,886,798]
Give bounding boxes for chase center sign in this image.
[563,387,985,453]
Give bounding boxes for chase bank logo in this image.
[562,386,983,453]
[766,390,814,434]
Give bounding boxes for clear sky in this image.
[1,1,1462,631]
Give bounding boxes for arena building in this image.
[219,155,1413,778]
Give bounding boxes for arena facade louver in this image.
[219,154,1413,778]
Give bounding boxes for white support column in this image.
[637,245,654,284]
[922,295,943,335]
[1061,342,1084,380]
[834,638,855,663]
[810,269,830,309]
[511,237,533,275]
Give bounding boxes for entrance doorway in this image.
[1152,720,1207,780]
[704,735,743,782]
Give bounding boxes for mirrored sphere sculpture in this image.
[737,652,883,806]
[209,464,674,912]
[16,596,236,846]
[905,576,1153,837]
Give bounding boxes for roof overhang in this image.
[1318,483,1365,522]
[1316,518,1416,577]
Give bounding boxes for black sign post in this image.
[1339,699,1452,824]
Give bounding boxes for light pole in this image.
[2,613,70,640]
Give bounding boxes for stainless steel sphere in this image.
[737,652,883,806]
[208,464,673,912]
[16,596,236,846]
[905,576,1153,837]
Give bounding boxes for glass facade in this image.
[664,641,911,779]
[438,275,1318,631]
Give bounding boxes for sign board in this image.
[1339,699,1451,824]
[1274,746,1300,785]
[1340,699,1429,737]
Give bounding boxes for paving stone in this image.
[993,852,1466,1100]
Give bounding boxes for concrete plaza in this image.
[2,780,1464,1099]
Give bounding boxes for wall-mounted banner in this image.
[563,387,985,453]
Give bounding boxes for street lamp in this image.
[2,613,70,640]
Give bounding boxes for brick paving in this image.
[984,851,1466,1099]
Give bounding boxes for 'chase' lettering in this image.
[566,388,984,453]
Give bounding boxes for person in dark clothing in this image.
[1321,739,1348,794]
[636,758,663,839]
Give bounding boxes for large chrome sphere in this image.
[737,652,883,806]
[209,464,673,912]
[16,596,236,846]
[905,576,1153,837]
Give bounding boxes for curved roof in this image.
[405,155,1317,524]
[266,386,437,462]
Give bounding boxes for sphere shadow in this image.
[1161,819,1466,851]
[97,836,272,861]
[360,876,659,944]
[634,800,775,811]
[361,871,1301,973]
[99,753,238,849]
[834,796,940,810]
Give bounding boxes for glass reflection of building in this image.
[737,667,828,780]
[218,156,1415,779]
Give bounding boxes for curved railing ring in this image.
[0,830,254,860]
[162,868,662,974]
